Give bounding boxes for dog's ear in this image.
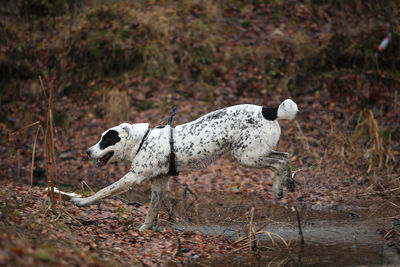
[118,123,133,138]
[120,126,130,138]
[131,123,149,139]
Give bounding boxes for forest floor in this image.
[1,0,400,266]
[1,87,399,266]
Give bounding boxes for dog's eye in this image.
[99,130,121,150]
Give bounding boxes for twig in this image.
[61,206,118,226]
[30,125,41,186]
[194,202,201,234]
[9,121,41,136]
[162,200,175,222]
[232,220,289,246]
[354,186,400,197]
[339,0,349,39]
[75,216,118,225]
[294,205,305,245]
[248,207,255,252]
[17,149,21,180]
[114,196,144,206]
[295,120,310,150]
[232,235,248,246]
[175,237,182,256]
[389,202,400,209]
[263,230,279,248]
[126,201,144,206]
[81,180,95,193]
[257,231,290,249]
[173,177,198,200]
[58,205,83,226]
[230,243,252,254]
[39,76,47,98]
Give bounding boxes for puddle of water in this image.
[190,242,383,266]
[172,219,381,245]
[161,192,394,265]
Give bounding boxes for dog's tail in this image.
[262,99,299,121]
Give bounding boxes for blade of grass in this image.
[9,121,40,136]
[30,125,41,186]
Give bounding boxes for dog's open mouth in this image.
[96,152,114,167]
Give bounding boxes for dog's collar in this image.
[135,129,151,155]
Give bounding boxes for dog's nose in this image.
[86,150,91,157]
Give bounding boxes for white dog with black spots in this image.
[72,99,299,232]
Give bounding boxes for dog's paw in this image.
[285,178,296,192]
[285,171,297,192]
[275,190,283,200]
[71,197,91,207]
[281,152,290,158]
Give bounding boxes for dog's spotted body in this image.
[72,99,299,231]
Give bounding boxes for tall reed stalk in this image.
[40,76,57,213]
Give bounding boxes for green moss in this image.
[137,99,157,111]
[35,248,54,261]
[192,47,213,65]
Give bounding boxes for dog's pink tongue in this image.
[96,159,105,167]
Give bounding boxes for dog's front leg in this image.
[139,177,170,232]
[72,172,142,206]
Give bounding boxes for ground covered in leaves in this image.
[1,182,237,266]
[1,0,400,266]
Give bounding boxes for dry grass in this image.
[30,125,41,186]
[350,109,395,173]
[104,89,130,124]
[232,207,293,254]
[40,76,57,213]
[65,0,226,87]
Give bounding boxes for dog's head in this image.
[277,99,299,120]
[87,122,149,166]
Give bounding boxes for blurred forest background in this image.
[0,0,399,265]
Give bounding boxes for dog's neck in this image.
[121,123,150,162]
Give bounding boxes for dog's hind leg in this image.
[139,177,170,232]
[267,151,295,192]
[259,157,291,199]
[72,172,143,207]
[232,152,292,199]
